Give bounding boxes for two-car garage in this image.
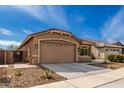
[40,40,76,64]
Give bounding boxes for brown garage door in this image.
[40,41,75,64]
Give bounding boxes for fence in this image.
[0,50,4,64]
[0,50,27,64]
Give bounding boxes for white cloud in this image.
[75,15,85,23]
[101,7,124,43]
[45,6,69,28]
[11,5,69,29]
[0,40,20,46]
[0,28,12,36]
[22,28,33,34]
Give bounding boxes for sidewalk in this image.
[0,64,37,69]
[31,67,124,88]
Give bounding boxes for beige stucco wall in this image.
[91,45,100,59]
[78,56,91,62]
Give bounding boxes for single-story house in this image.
[18,29,94,64]
[89,40,123,60]
[113,42,124,54]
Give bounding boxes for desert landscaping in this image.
[0,65,66,88]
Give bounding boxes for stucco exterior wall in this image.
[19,38,33,51]
[91,46,100,59]
[78,56,91,62]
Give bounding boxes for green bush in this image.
[15,70,23,76]
[107,54,124,63]
[107,55,115,62]
[116,55,123,62]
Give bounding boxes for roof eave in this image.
[97,46,123,48]
[17,29,83,49]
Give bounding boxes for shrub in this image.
[15,70,23,76]
[107,54,124,63]
[107,55,115,62]
[42,67,54,80]
[115,55,124,62]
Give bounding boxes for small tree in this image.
[107,54,124,63]
[8,44,18,50]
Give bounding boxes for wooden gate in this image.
[13,51,23,62]
[0,50,4,64]
[0,50,27,64]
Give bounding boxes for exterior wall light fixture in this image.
[35,44,38,49]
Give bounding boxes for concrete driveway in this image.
[32,67,124,88]
[42,63,110,79]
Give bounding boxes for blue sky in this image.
[0,5,123,48]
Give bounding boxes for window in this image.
[78,46,89,56]
[106,49,108,51]
[116,50,119,51]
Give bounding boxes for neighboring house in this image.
[87,40,123,60]
[18,29,94,64]
[113,42,124,54]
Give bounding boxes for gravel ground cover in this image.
[0,66,66,88]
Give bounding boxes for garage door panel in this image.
[40,41,75,63]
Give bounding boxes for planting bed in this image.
[0,66,66,88]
